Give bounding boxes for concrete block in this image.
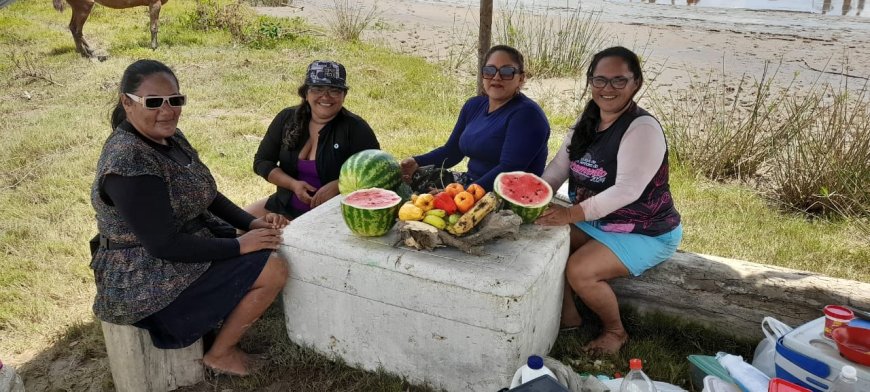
[101,322,203,392]
[279,197,570,391]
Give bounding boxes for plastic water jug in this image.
[0,359,25,392]
[509,355,557,388]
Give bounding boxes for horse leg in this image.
[148,0,162,49]
[68,0,95,57]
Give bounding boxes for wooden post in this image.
[101,322,203,392]
[478,0,493,95]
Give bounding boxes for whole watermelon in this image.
[493,171,553,224]
[341,188,402,237]
[339,149,402,195]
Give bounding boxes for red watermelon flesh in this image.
[493,172,553,223]
[344,188,402,209]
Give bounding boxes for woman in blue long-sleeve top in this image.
[400,45,551,192]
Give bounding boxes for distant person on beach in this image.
[536,46,682,354]
[399,45,550,192]
[91,59,288,376]
[247,60,380,219]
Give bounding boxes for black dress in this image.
[94,123,270,349]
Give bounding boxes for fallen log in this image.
[610,251,870,339]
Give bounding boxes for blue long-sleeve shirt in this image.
[414,93,550,191]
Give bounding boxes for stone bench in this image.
[101,322,203,392]
[279,197,570,392]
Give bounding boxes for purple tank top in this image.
[290,159,322,213]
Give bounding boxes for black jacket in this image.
[254,106,380,203]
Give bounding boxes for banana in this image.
[426,209,447,218]
[447,192,500,236]
[422,214,447,230]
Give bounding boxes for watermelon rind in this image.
[341,188,402,237]
[339,150,402,195]
[493,171,553,224]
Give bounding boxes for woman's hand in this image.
[400,158,418,184]
[237,228,283,254]
[290,179,316,205]
[250,213,289,230]
[535,204,585,226]
[310,181,339,208]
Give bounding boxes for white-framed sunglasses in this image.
[125,93,187,109]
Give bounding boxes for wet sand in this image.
[258,0,870,103]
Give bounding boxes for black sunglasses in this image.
[126,93,187,109]
[481,65,522,80]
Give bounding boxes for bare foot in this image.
[203,346,252,377]
[583,329,629,355]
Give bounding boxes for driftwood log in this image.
[610,252,870,339]
[396,210,523,255]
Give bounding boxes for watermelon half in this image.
[493,171,553,224]
[339,149,402,195]
[341,188,402,237]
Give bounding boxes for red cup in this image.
[823,305,854,339]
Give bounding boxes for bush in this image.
[494,4,605,78]
[653,62,792,180]
[327,0,380,42]
[183,0,303,48]
[767,83,870,218]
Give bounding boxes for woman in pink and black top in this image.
[536,47,682,354]
[248,61,380,219]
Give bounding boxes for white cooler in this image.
[775,317,870,391]
[278,197,571,391]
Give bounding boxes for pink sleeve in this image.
[541,132,572,192]
[579,117,666,221]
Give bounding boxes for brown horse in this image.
[52,0,168,58]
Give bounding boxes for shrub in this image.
[183,0,302,48]
[327,0,380,42]
[766,83,870,218]
[653,62,793,180]
[494,4,605,78]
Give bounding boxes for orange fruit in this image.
[466,184,485,201]
[444,183,465,197]
[454,191,475,213]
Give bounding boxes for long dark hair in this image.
[567,46,643,161]
[282,84,311,150]
[110,59,179,130]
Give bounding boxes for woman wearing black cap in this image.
[247,60,381,219]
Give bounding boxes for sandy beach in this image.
[259,0,870,106]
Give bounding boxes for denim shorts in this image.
[575,221,683,276]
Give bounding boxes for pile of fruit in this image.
[336,148,555,242]
[398,183,499,236]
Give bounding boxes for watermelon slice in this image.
[493,171,553,224]
[341,188,402,237]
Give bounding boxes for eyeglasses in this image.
[481,65,522,80]
[125,93,186,109]
[589,76,632,89]
[309,86,346,98]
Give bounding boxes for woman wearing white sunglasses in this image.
[91,59,289,376]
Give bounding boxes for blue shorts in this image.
[575,221,683,276]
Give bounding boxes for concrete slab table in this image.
[279,196,570,391]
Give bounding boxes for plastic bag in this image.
[751,317,793,378]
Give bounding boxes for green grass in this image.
[0,0,866,390]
